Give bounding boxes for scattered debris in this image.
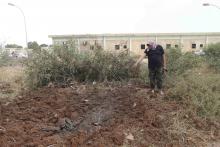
[0,126,6,134]
[83,99,89,102]
[133,102,136,107]
[126,133,134,141]
[47,82,55,88]
[92,122,100,126]
[57,117,74,131]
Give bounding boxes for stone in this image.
[126,133,134,141]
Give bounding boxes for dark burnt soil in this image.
[0,83,219,147]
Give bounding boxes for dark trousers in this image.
[149,67,163,90]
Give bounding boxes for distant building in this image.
[49,32,220,55]
[3,48,29,58]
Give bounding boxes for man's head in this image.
[147,41,156,49]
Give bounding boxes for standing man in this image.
[134,41,167,95]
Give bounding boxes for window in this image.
[166,44,171,49]
[83,41,87,46]
[115,45,120,50]
[141,44,145,49]
[175,44,179,48]
[123,45,127,49]
[192,44,196,49]
[200,44,204,48]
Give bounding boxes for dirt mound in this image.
[0,83,219,146]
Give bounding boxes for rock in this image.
[126,133,134,141]
[47,82,54,88]
[93,122,100,126]
[184,114,189,118]
[0,126,6,134]
[3,102,10,106]
[54,113,58,118]
[133,103,137,107]
[18,96,22,99]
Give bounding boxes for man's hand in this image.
[133,54,145,68]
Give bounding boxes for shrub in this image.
[166,48,203,76]
[204,43,220,71]
[166,71,220,119]
[25,46,141,88]
[0,51,11,67]
[165,47,219,119]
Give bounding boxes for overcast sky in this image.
[0,0,220,46]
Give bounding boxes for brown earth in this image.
[0,83,219,147]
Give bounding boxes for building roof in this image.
[49,32,220,38]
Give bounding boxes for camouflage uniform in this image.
[149,67,163,90]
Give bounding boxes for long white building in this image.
[49,32,220,55]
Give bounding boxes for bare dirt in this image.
[0,83,219,147]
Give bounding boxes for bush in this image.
[165,47,219,119]
[204,43,220,71]
[166,72,220,119]
[0,51,11,67]
[166,48,203,76]
[164,48,203,88]
[25,46,142,89]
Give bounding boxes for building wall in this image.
[79,38,103,52]
[130,37,156,55]
[180,36,206,52]
[208,36,220,44]
[50,33,220,55]
[157,38,180,51]
[105,39,129,54]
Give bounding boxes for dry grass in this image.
[121,109,219,147]
[165,111,208,146]
[0,65,24,101]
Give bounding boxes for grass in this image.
[0,65,24,100]
[166,70,220,119]
[163,47,220,119]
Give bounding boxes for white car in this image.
[17,52,28,58]
[194,50,205,55]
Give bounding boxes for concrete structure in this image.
[2,48,28,58]
[49,32,220,55]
